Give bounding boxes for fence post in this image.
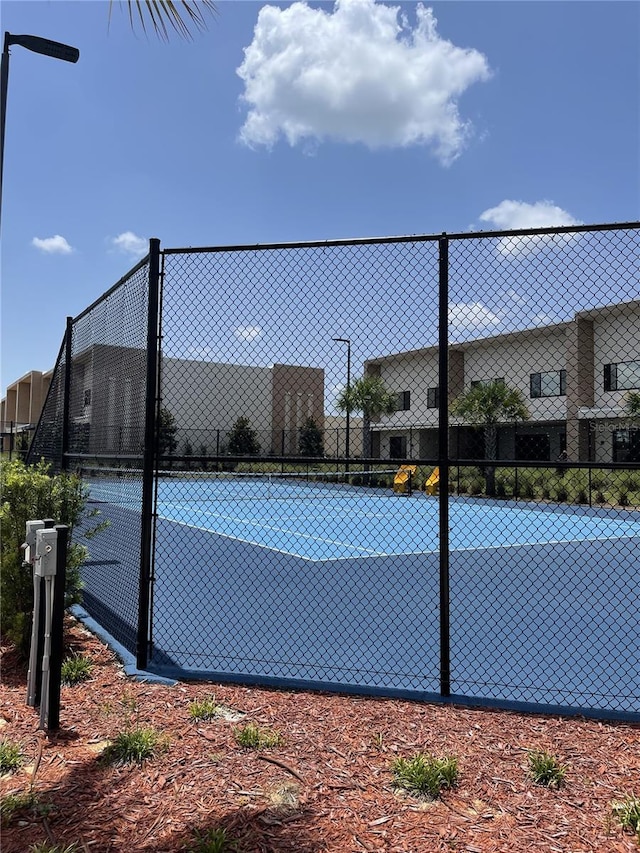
[137,238,161,671]
[61,318,73,471]
[438,234,451,698]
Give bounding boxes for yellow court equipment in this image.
[393,465,417,495]
[424,467,440,496]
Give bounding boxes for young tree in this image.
[157,407,178,457]
[298,418,324,457]
[227,417,261,455]
[451,381,530,495]
[625,391,640,420]
[336,376,396,460]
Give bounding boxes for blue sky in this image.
[1,0,639,393]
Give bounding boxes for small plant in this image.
[469,478,484,495]
[234,723,282,749]
[29,844,80,853]
[595,490,607,504]
[575,488,588,505]
[189,696,221,722]
[527,750,566,788]
[555,486,568,502]
[0,739,22,774]
[611,795,640,838]
[187,827,237,853]
[61,654,93,686]
[618,491,630,507]
[0,791,42,824]
[391,752,458,799]
[102,727,164,765]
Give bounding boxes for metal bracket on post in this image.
[25,520,44,706]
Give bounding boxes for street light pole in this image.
[0,32,79,229]
[333,337,351,467]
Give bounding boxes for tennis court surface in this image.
[82,470,640,715]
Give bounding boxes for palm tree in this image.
[109,1,217,40]
[625,391,640,421]
[336,376,396,461]
[451,381,530,495]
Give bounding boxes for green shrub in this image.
[595,490,607,504]
[234,723,282,749]
[186,827,238,853]
[575,489,588,505]
[611,795,640,838]
[102,727,165,765]
[61,654,93,686]
[189,696,221,722]
[0,459,108,657]
[391,752,458,799]
[555,486,568,502]
[527,750,566,788]
[618,491,630,507]
[469,478,484,495]
[0,739,22,774]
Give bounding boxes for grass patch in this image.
[611,795,640,838]
[0,790,49,825]
[234,723,282,749]
[527,750,566,788]
[0,739,22,774]
[102,727,165,765]
[29,844,79,853]
[189,697,222,722]
[61,654,93,686]
[186,827,238,852]
[391,753,458,799]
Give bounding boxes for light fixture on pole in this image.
[1,32,80,228]
[333,337,351,464]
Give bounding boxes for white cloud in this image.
[478,200,582,256]
[31,235,74,254]
[449,301,501,332]
[237,0,491,165]
[234,325,262,341]
[110,231,148,259]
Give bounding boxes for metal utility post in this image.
[0,32,79,229]
[438,234,451,699]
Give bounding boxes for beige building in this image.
[1,369,53,453]
[365,300,640,464]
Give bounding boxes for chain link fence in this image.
[26,223,639,717]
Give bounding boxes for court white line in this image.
[155,512,640,563]
[157,512,381,557]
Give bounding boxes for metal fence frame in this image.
[26,221,640,720]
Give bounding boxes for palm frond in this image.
[109,0,217,41]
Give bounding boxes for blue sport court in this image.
[82,470,640,715]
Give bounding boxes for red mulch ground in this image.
[1,617,638,853]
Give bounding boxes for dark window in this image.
[530,369,566,398]
[83,389,92,407]
[427,387,439,408]
[393,391,410,411]
[389,435,407,459]
[604,360,640,392]
[612,428,640,463]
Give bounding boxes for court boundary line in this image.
[155,512,640,562]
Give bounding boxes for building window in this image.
[530,369,566,398]
[389,435,407,459]
[470,378,505,389]
[393,391,410,411]
[604,360,640,392]
[427,387,439,408]
[83,389,92,407]
[612,429,640,463]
